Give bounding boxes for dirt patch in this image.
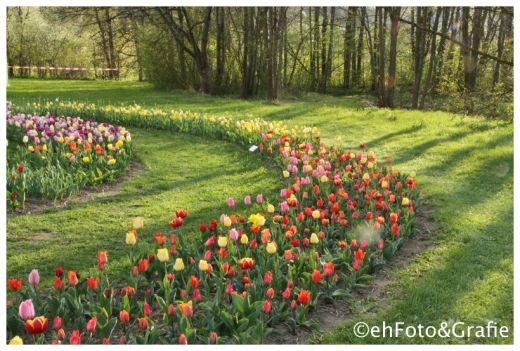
[267,205,439,344]
[11,160,146,215]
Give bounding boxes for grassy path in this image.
[7,79,514,343]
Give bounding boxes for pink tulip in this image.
[28,269,40,286]
[229,228,239,241]
[227,197,235,208]
[256,194,263,204]
[19,299,35,320]
[244,195,252,206]
[280,201,289,213]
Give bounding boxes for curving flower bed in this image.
[6,105,132,210]
[6,101,419,344]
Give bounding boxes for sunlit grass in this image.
[6,79,513,344]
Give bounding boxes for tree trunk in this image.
[387,7,400,108]
[420,7,441,109]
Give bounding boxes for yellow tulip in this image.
[82,156,90,164]
[283,170,290,178]
[173,258,185,271]
[267,204,275,213]
[402,197,410,206]
[248,213,266,228]
[320,175,328,183]
[9,336,23,345]
[381,180,388,189]
[132,217,143,230]
[198,259,209,271]
[222,216,232,227]
[57,136,64,144]
[240,234,249,245]
[218,236,228,248]
[126,231,137,245]
[108,158,116,166]
[312,210,321,219]
[310,233,319,245]
[28,145,34,152]
[115,140,124,149]
[157,248,169,262]
[266,241,277,254]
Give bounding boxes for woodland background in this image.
[6,7,514,119]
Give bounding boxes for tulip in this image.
[56,328,65,340]
[217,236,228,248]
[132,217,143,229]
[168,304,176,316]
[256,194,264,204]
[157,248,169,262]
[263,271,273,284]
[190,276,200,288]
[9,336,23,345]
[53,316,62,330]
[266,241,277,254]
[222,216,232,227]
[310,233,319,245]
[178,334,188,345]
[25,316,48,334]
[86,317,97,333]
[311,269,322,284]
[240,234,249,245]
[138,317,148,331]
[297,289,311,305]
[199,259,209,272]
[391,223,400,237]
[312,210,321,219]
[283,170,290,178]
[28,269,40,287]
[263,300,272,314]
[173,258,185,271]
[70,330,81,344]
[178,300,193,318]
[143,301,152,317]
[267,204,275,213]
[8,278,22,292]
[244,195,252,206]
[266,287,275,299]
[229,228,239,241]
[126,231,137,245]
[139,258,149,272]
[18,299,35,320]
[87,277,99,290]
[119,310,130,323]
[227,197,235,208]
[402,197,410,206]
[209,331,218,344]
[68,271,79,287]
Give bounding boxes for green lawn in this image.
[6,79,514,344]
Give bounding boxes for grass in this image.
[6,79,514,344]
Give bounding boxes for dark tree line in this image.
[7,7,514,117]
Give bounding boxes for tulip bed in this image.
[6,101,419,344]
[6,104,132,210]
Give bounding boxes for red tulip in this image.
[7,278,22,292]
[199,223,207,233]
[143,301,152,317]
[297,289,311,305]
[25,316,48,334]
[87,277,99,290]
[56,266,63,278]
[263,300,272,314]
[190,275,200,288]
[266,287,275,299]
[209,331,218,344]
[69,330,81,345]
[86,317,97,333]
[178,334,188,345]
[139,258,149,272]
[311,269,322,284]
[53,316,62,330]
[263,271,273,284]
